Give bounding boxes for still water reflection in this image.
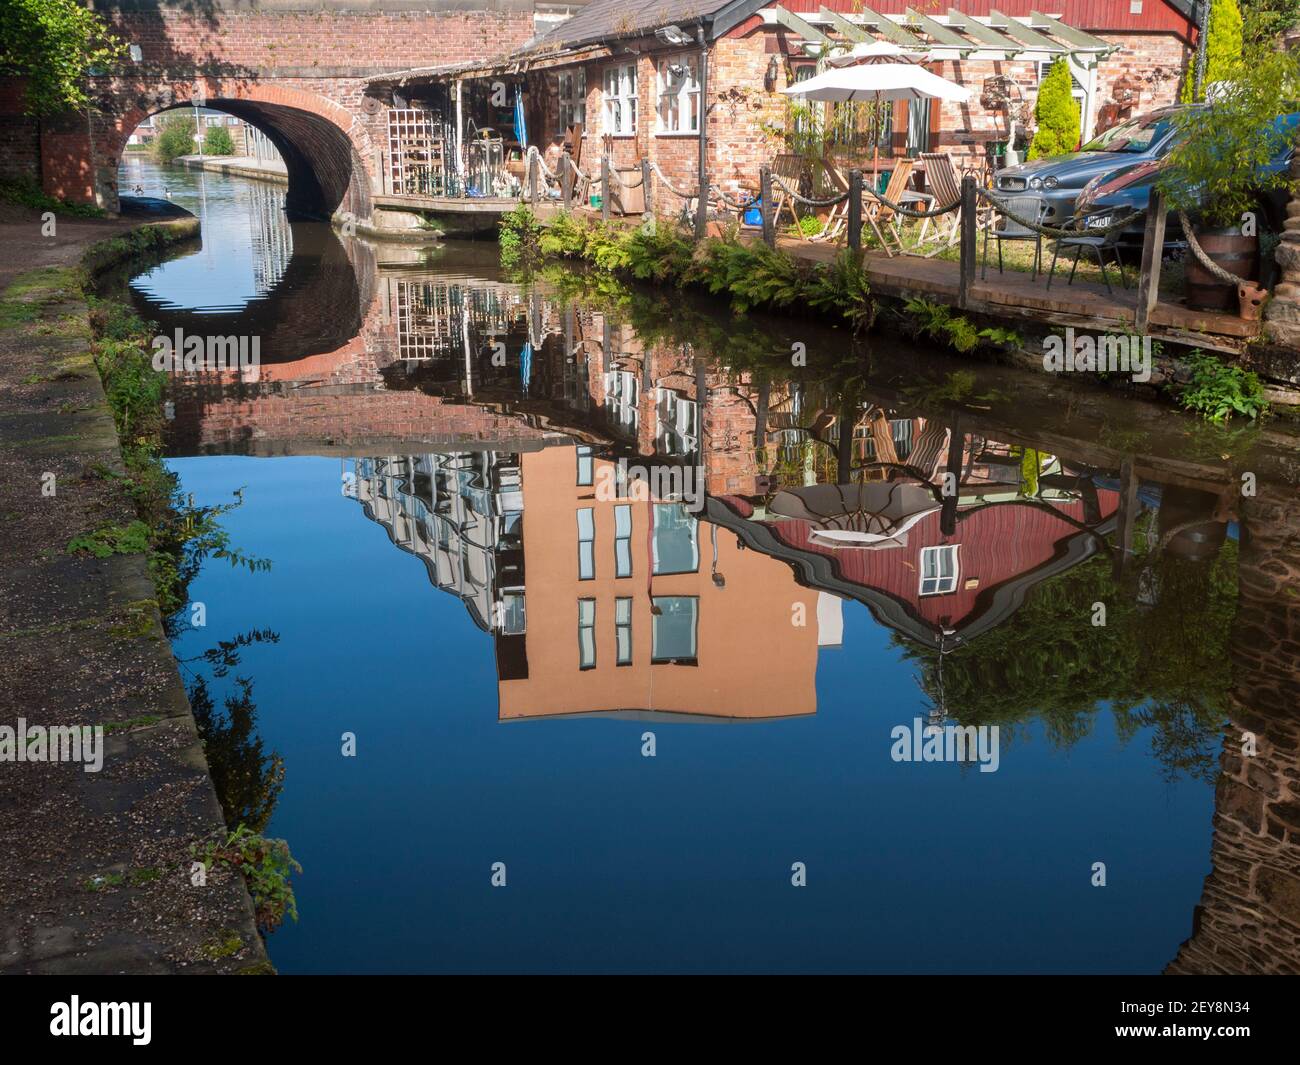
[120,161,1300,974]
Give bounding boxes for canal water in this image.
[114,157,1299,974]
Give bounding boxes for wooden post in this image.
[939,414,962,536]
[848,168,863,252]
[562,155,573,205]
[641,159,654,220]
[760,166,775,248]
[1135,187,1166,335]
[957,175,977,310]
[601,155,611,222]
[695,30,709,240]
[1113,456,1139,580]
[528,151,538,207]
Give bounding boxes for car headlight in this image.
[1042,175,1059,189]
[1029,176,1043,189]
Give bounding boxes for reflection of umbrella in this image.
[782,60,970,185]
[520,341,532,394]
[769,482,940,549]
[513,86,528,150]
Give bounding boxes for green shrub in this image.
[805,249,874,334]
[1172,350,1268,422]
[1182,0,1245,101]
[152,113,196,164]
[498,204,543,270]
[1028,59,1079,160]
[202,125,236,156]
[0,176,105,217]
[196,825,302,934]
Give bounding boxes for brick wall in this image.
[0,79,40,185]
[1165,490,1300,974]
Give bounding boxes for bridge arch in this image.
[110,81,375,223]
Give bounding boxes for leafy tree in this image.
[1160,40,1300,226]
[188,674,285,834]
[1241,0,1300,42]
[1183,0,1246,100]
[0,0,125,115]
[153,113,197,164]
[202,124,236,156]
[1027,59,1079,160]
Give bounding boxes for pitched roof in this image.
[523,0,752,55]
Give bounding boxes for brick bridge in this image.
[30,1,544,225]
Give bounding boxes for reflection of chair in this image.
[1047,209,1128,295]
[983,193,1046,280]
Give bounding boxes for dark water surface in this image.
[116,159,1300,974]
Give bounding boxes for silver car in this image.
[992,105,1195,225]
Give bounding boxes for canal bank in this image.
[0,198,271,974]
[175,153,288,187]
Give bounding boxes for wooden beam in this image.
[1029,11,1116,55]
[946,9,1026,55]
[958,175,977,309]
[988,10,1064,53]
[905,8,974,54]
[819,7,870,43]
[857,6,926,49]
[1135,187,1166,335]
[769,6,835,47]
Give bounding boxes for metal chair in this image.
[1046,209,1129,295]
[982,193,1046,281]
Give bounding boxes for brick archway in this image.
[100,80,375,223]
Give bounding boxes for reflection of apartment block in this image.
[352,451,527,674]
[497,446,839,722]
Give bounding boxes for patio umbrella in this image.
[782,59,971,185]
[768,482,941,550]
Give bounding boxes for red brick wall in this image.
[0,79,40,185]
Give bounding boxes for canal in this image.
[112,156,1300,974]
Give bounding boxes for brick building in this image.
[375,0,1196,216]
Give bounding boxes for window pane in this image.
[616,626,631,665]
[615,539,631,578]
[653,503,698,574]
[576,446,593,485]
[579,628,595,668]
[579,541,594,580]
[615,597,632,624]
[578,599,595,625]
[577,507,594,539]
[652,596,698,662]
[614,504,631,536]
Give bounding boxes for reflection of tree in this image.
[188,674,284,834]
[897,520,1237,781]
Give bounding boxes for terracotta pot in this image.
[1237,280,1267,320]
[1185,226,1259,312]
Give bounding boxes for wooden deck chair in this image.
[867,159,917,256]
[917,152,963,256]
[808,155,850,243]
[770,153,805,229]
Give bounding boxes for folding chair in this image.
[917,152,963,256]
[869,159,927,255]
[982,193,1046,281]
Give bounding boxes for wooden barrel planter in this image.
[1185,227,1259,312]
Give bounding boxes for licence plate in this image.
[1086,214,1112,229]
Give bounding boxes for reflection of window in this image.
[919,545,959,596]
[500,590,526,634]
[615,597,632,665]
[559,69,586,129]
[576,445,593,486]
[652,596,698,663]
[652,503,698,575]
[603,63,637,135]
[578,598,596,669]
[604,370,639,436]
[578,507,595,580]
[614,504,632,578]
[657,55,700,133]
[655,388,698,456]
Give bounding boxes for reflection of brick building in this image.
[498,446,839,721]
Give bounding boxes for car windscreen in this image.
[1081,114,1176,153]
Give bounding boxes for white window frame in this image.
[614,504,632,578]
[578,598,596,669]
[558,68,586,130]
[603,62,638,136]
[577,507,595,580]
[656,54,700,135]
[615,596,633,666]
[919,545,959,596]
